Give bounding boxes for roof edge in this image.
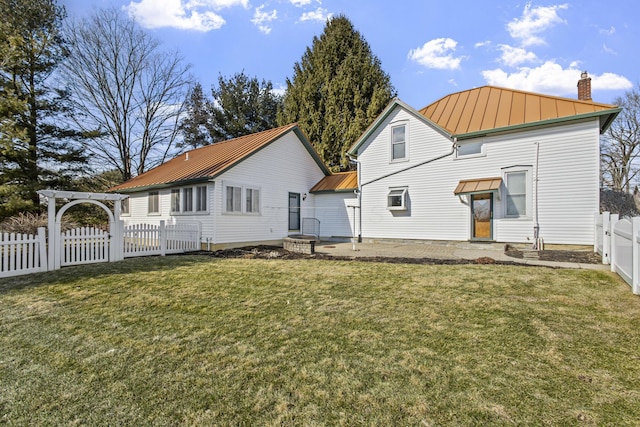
[453,108,622,140]
[348,98,452,156]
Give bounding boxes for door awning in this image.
[454,177,502,195]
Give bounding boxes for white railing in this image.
[124,221,200,258]
[60,227,110,267]
[596,212,640,294]
[0,228,47,278]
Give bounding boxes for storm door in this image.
[288,192,300,231]
[471,193,493,240]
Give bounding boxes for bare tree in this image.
[601,85,640,192]
[62,7,191,182]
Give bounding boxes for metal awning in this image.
[454,177,502,195]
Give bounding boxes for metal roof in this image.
[109,124,330,193]
[310,171,358,193]
[419,86,620,139]
[453,177,502,195]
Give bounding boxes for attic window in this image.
[391,124,407,161]
[388,187,408,210]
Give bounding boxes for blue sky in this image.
[60,0,638,108]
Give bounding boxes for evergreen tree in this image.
[179,83,214,149]
[278,15,396,171]
[0,0,86,219]
[180,72,283,147]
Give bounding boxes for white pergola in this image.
[37,190,129,270]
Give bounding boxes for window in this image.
[388,187,408,210]
[226,186,242,213]
[121,198,130,215]
[183,187,193,212]
[171,189,181,213]
[456,141,485,158]
[505,171,527,217]
[245,188,260,214]
[196,186,207,212]
[391,124,406,161]
[148,191,159,214]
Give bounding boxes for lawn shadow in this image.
[0,254,215,294]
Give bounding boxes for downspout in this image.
[347,153,362,245]
[533,142,542,250]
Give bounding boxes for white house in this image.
[343,75,620,245]
[110,124,332,249]
[111,74,620,247]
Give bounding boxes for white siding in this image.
[357,105,601,245]
[211,132,326,245]
[314,193,357,239]
[120,131,327,247]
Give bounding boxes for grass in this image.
[1,256,639,426]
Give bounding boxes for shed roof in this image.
[110,124,329,193]
[310,171,358,193]
[419,86,620,139]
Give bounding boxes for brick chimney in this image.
[577,71,592,101]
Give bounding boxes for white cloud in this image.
[299,7,332,22]
[124,0,248,31]
[252,5,277,34]
[602,44,617,55]
[408,38,464,70]
[599,26,615,36]
[185,0,248,9]
[482,61,632,96]
[475,40,491,48]
[124,0,223,31]
[289,0,313,6]
[507,3,568,47]
[498,44,537,67]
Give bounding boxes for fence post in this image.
[609,214,619,272]
[633,218,640,295]
[37,227,48,272]
[594,212,599,253]
[602,211,611,264]
[160,220,166,256]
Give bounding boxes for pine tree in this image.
[210,71,283,142]
[0,0,86,219]
[278,15,396,171]
[180,72,283,147]
[179,83,214,149]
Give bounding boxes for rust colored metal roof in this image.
[419,86,619,139]
[310,171,358,193]
[454,177,502,195]
[110,124,329,192]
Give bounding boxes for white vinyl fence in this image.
[595,212,640,295]
[123,222,200,258]
[0,228,47,278]
[60,227,109,267]
[0,221,200,279]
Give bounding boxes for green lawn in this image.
[1,256,639,426]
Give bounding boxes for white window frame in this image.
[196,185,208,212]
[387,187,408,211]
[245,187,261,215]
[148,191,160,215]
[225,185,242,214]
[183,187,193,213]
[390,122,409,162]
[224,182,261,215]
[455,140,486,159]
[503,167,532,219]
[170,189,181,213]
[121,198,130,216]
